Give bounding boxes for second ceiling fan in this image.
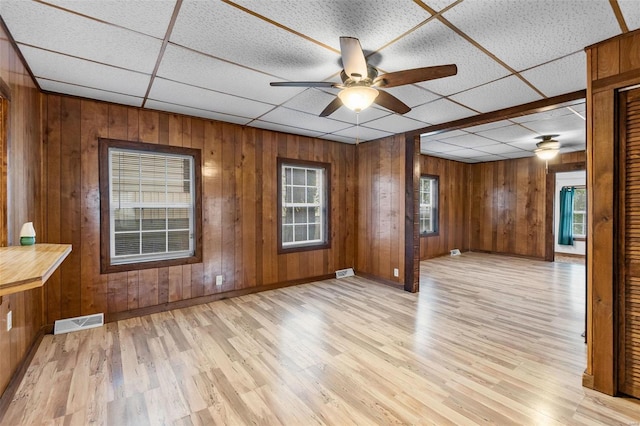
[271,36,457,117]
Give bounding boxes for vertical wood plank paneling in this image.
[356,135,405,283]
[39,95,358,324]
[0,23,44,397]
[80,100,108,315]
[419,155,469,259]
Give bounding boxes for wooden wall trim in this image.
[404,135,419,292]
[0,16,40,92]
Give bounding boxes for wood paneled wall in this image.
[0,24,45,396]
[356,135,405,284]
[41,94,356,323]
[467,152,585,259]
[584,28,640,396]
[419,155,469,259]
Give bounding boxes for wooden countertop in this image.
[0,244,72,297]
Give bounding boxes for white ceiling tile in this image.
[383,85,441,109]
[0,0,162,73]
[423,129,470,140]
[445,148,494,158]
[43,0,177,38]
[38,79,143,107]
[521,52,586,97]
[259,107,352,134]
[475,154,506,162]
[144,100,252,125]
[249,120,325,138]
[519,114,586,135]
[21,45,151,97]
[157,44,302,105]
[331,125,394,142]
[508,139,539,150]
[406,98,476,124]
[364,114,428,133]
[230,1,431,52]
[475,143,525,155]
[511,105,578,124]
[618,0,640,31]
[420,140,465,153]
[171,0,339,81]
[148,78,274,118]
[442,0,621,71]
[321,134,359,144]
[375,20,510,96]
[464,120,513,133]
[501,151,535,159]
[281,88,342,116]
[441,133,498,148]
[475,124,540,144]
[450,76,543,113]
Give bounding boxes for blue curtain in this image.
[558,187,575,245]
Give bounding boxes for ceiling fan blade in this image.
[271,81,338,88]
[374,64,457,88]
[373,90,411,115]
[340,37,368,80]
[319,97,343,117]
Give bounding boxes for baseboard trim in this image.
[467,249,546,261]
[582,371,595,389]
[0,326,47,423]
[555,252,586,259]
[107,274,335,322]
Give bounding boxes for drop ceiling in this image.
[1,0,637,162]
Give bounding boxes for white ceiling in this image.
[0,0,635,162]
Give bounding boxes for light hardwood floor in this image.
[3,252,640,425]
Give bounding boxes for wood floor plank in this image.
[3,253,640,425]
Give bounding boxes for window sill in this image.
[101,254,202,274]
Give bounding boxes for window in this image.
[420,175,439,235]
[278,158,330,252]
[99,139,202,273]
[572,187,586,237]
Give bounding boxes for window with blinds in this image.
[99,138,202,273]
[277,158,330,252]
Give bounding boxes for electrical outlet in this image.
[6,311,12,331]
[216,275,223,286]
[393,268,399,277]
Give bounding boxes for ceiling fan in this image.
[270,37,457,117]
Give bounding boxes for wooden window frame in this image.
[277,157,331,254]
[99,138,202,274]
[419,174,439,237]
[571,185,587,239]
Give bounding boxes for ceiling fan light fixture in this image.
[534,135,560,160]
[338,86,379,112]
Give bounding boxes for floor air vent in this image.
[54,313,104,335]
[335,268,355,279]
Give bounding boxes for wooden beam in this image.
[406,90,586,139]
[404,134,419,292]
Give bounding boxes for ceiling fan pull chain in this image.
[356,112,360,145]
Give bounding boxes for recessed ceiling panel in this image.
[157,44,300,105]
[21,45,151,97]
[259,107,352,134]
[618,0,640,30]
[43,0,177,38]
[38,79,143,107]
[521,52,586,97]
[170,0,339,81]
[406,98,476,124]
[475,124,540,144]
[148,78,274,118]
[442,0,620,71]
[145,100,253,125]
[229,0,431,52]
[376,20,510,96]
[449,76,542,113]
[0,0,162,73]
